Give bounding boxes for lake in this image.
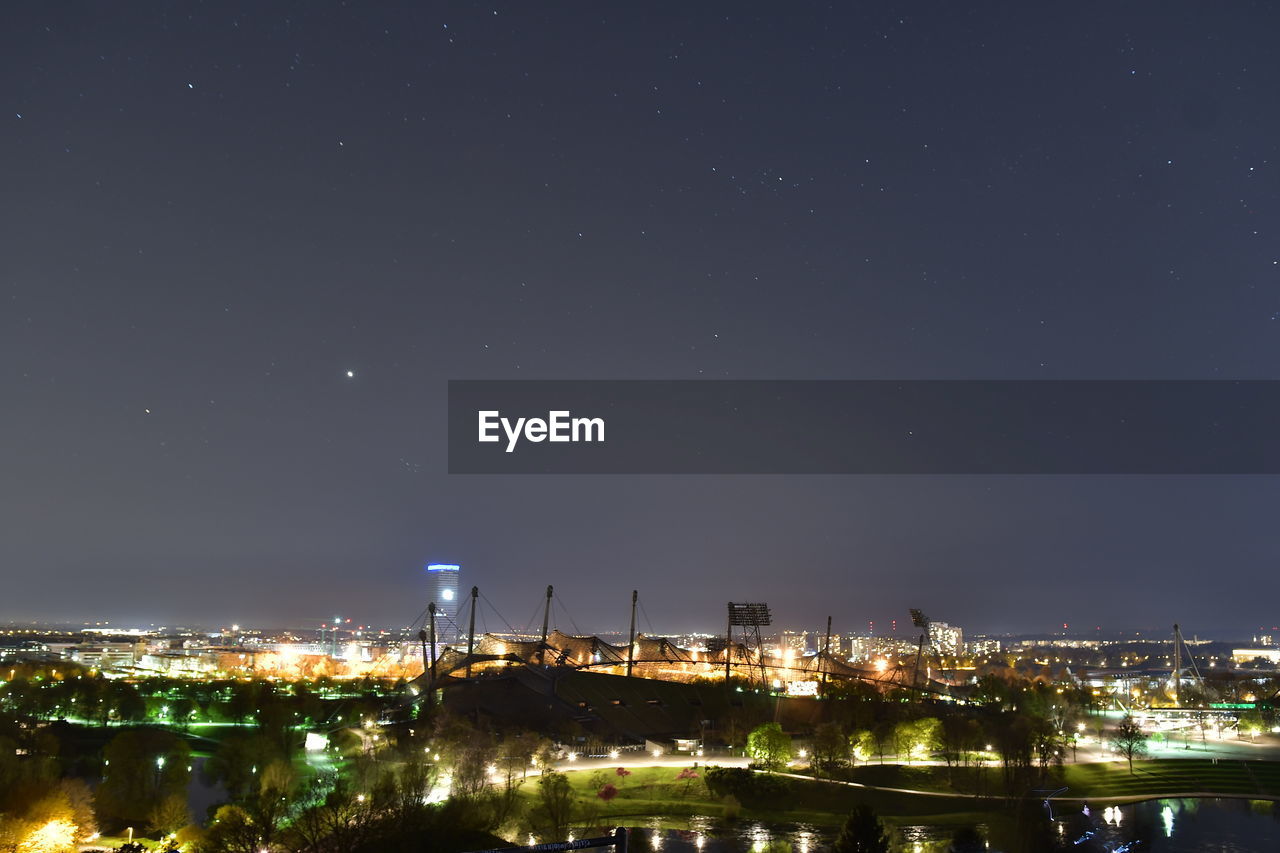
[626,797,1280,852]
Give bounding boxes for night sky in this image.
[4,3,1279,637]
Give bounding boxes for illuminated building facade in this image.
[426,563,461,642]
[929,622,965,656]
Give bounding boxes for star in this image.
[345,369,356,379]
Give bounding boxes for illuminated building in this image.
[928,622,964,656]
[1232,648,1280,665]
[781,630,809,655]
[966,637,1002,656]
[426,563,461,642]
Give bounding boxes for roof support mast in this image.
[539,585,553,667]
[466,586,478,679]
[627,590,638,677]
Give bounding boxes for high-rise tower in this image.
[426,564,460,642]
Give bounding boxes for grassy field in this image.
[1062,759,1280,799]
[820,759,1280,802]
[518,766,1000,831]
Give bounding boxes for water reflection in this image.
[629,799,1279,852]
[631,818,831,853]
[1048,798,1280,852]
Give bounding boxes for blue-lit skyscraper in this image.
[426,564,460,642]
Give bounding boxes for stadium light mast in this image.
[725,606,733,682]
[727,603,772,687]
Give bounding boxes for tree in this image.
[497,732,540,783]
[450,739,497,799]
[971,673,1016,709]
[809,722,848,776]
[148,792,191,837]
[832,804,890,853]
[196,804,262,853]
[95,730,191,828]
[170,698,198,730]
[531,771,574,841]
[1237,709,1266,739]
[225,681,261,725]
[58,778,98,844]
[894,718,941,763]
[675,767,700,797]
[746,723,792,770]
[204,734,283,801]
[850,730,877,765]
[991,712,1039,791]
[1109,714,1148,774]
[114,684,148,724]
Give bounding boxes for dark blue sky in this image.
[2,3,1278,636]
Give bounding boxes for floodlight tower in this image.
[910,608,931,693]
[726,602,772,687]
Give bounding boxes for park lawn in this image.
[832,760,1280,801]
[534,766,1002,828]
[835,763,997,796]
[1062,759,1280,799]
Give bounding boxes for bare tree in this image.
[1109,715,1148,774]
